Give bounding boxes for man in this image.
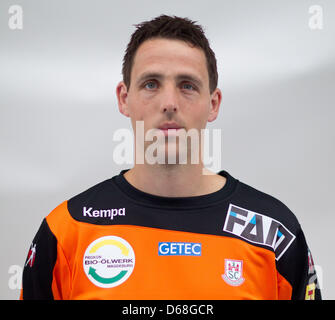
[21,15,321,300]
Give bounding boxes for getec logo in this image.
[158,242,202,256]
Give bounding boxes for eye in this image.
[181,83,196,91]
[144,81,158,90]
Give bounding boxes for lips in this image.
[158,122,183,130]
[158,122,184,136]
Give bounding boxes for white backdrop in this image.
[0,0,334,299]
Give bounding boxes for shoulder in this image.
[225,178,302,260]
[234,179,301,232]
[68,178,116,206]
[46,176,121,231]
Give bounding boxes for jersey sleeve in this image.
[276,226,322,300]
[20,218,58,300]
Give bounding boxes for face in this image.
[116,38,222,163]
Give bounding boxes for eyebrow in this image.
[136,72,204,88]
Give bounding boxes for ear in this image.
[116,81,130,117]
[207,88,222,122]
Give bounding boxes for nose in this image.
[162,105,177,113]
[160,83,179,114]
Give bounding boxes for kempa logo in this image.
[83,207,126,220]
[223,204,296,260]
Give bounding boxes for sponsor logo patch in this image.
[222,259,245,286]
[158,242,202,256]
[305,283,316,300]
[83,206,125,220]
[307,248,315,274]
[25,243,36,268]
[83,236,135,288]
[223,204,296,260]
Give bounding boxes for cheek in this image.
[127,96,146,120]
[128,97,153,130]
[186,103,210,127]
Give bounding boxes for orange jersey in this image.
[20,169,321,300]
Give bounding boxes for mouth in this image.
[158,122,184,136]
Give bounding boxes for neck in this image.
[124,163,226,197]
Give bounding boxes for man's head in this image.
[116,15,222,164]
[121,14,218,94]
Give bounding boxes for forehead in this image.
[131,38,208,85]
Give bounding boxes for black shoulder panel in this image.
[67,179,126,225]
[276,228,322,300]
[232,182,322,299]
[222,182,301,260]
[235,182,301,232]
[22,219,57,300]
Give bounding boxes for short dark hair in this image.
[122,14,218,94]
